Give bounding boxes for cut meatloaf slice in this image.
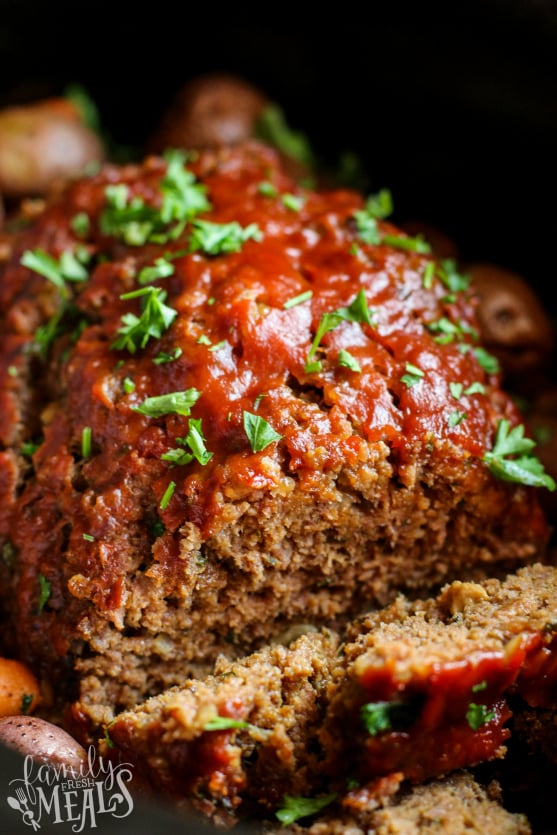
[261,772,532,835]
[101,629,339,829]
[0,140,551,731]
[101,563,557,829]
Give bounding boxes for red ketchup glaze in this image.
[8,140,521,546]
[352,632,555,783]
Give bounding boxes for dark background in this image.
[1,2,557,833]
[0,0,556,303]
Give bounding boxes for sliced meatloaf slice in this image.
[101,563,557,829]
[261,772,531,835]
[0,140,551,732]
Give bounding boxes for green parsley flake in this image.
[381,233,431,254]
[422,261,436,289]
[448,410,467,427]
[275,794,337,826]
[71,212,91,237]
[304,360,322,374]
[472,347,500,375]
[338,349,361,372]
[360,700,417,736]
[308,290,375,362]
[203,717,253,732]
[161,419,213,467]
[188,219,262,256]
[160,149,211,224]
[466,702,496,731]
[153,347,183,364]
[401,363,424,388]
[123,377,136,393]
[159,481,176,511]
[472,680,488,693]
[38,574,51,613]
[138,256,175,285]
[133,388,201,418]
[483,419,556,490]
[112,286,177,353]
[7,365,17,377]
[81,426,92,457]
[82,533,95,542]
[450,382,463,400]
[282,193,305,212]
[254,104,316,170]
[243,412,283,453]
[21,693,34,715]
[258,181,278,197]
[21,248,89,297]
[283,290,313,309]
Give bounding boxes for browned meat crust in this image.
[0,140,550,736]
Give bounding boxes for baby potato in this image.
[0,658,41,717]
[467,262,555,384]
[148,73,269,153]
[0,715,87,771]
[0,98,105,198]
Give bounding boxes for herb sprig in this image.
[483,419,556,490]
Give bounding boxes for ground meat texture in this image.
[101,564,556,828]
[261,772,531,834]
[0,140,550,732]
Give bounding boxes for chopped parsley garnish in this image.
[283,290,313,309]
[133,388,201,418]
[208,340,227,352]
[138,256,175,285]
[161,418,213,467]
[471,346,500,375]
[243,412,283,452]
[160,149,211,224]
[464,382,486,396]
[203,717,254,732]
[338,349,361,372]
[448,410,467,427]
[123,377,136,393]
[100,151,210,245]
[401,362,424,388]
[360,700,417,736]
[307,290,375,364]
[281,193,305,212]
[258,180,278,197]
[159,480,176,511]
[21,248,90,298]
[188,219,262,255]
[82,533,95,542]
[21,440,41,458]
[196,334,212,345]
[437,259,470,293]
[81,426,92,457]
[466,702,496,730]
[381,233,431,254]
[422,261,436,289]
[103,727,115,749]
[275,793,337,826]
[472,680,488,693]
[483,419,556,490]
[450,382,464,400]
[20,693,34,715]
[255,103,316,170]
[112,286,177,353]
[71,212,91,238]
[38,574,51,613]
[153,347,183,364]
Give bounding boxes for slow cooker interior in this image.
[1,2,557,833]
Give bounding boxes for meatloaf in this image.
[101,563,557,829]
[0,140,551,734]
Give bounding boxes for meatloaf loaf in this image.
[0,140,551,733]
[102,563,557,829]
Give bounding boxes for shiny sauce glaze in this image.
[0,141,526,549]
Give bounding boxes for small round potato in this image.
[0,98,105,198]
[0,658,41,717]
[148,73,269,153]
[0,715,87,771]
[468,262,555,382]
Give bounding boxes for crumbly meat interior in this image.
[102,563,557,829]
[0,141,550,736]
